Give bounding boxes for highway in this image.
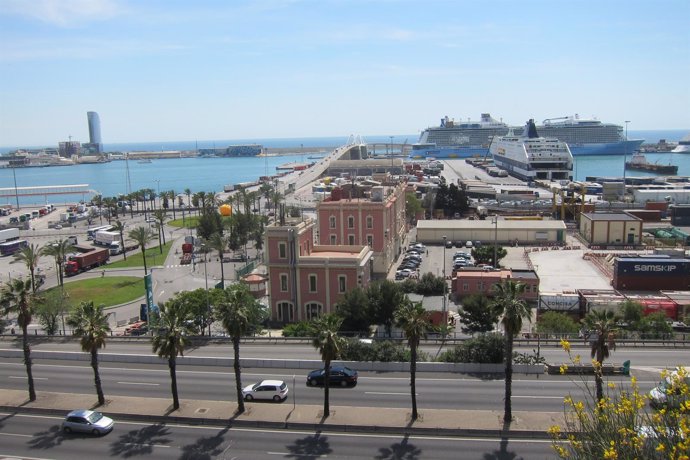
[0,412,557,459]
[0,359,661,413]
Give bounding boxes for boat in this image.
[518,115,644,156]
[489,119,573,181]
[672,133,690,153]
[137,159,152,164]
[625,153,678,174]
[410,113,644,159]
[410,113,509,159]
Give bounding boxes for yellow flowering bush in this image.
[549,340,689,459]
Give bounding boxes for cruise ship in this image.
[410,113,644,159]
[489,119,573,182]
[515,115,644,156]
[410,113,510,159]
[672,133,690,153]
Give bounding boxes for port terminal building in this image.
[415,218,566,246]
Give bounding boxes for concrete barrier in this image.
[0,348,545,374]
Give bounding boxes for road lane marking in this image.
[122,442,170,448]
[9,376,48,380]
[117,381,160,386]
[513,395,565,399]
[365,391,417,396]
[0,432,33,438]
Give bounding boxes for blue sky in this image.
[0,0,688,147]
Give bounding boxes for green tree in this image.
[13,243,41,293]
[128,226,156,274]
[415,272,445,296]
[471,245,507,266]
[152,209,169,247]
[175,289,213,335]
[458,294,499,334]
[112,220,128,260]
[581,309,618,403]
[335,287,371,335]
[311,314,345,418]
[367,280,406,337]
[1,278,38,401]
[67,301,111,405]
[405,192,423,223]
[152,299,191,410]
[536,311,580,335]
[40,238,75,288]
[35,289,71,335]
[638,312,673,339]
[215,284,263,414]
[394,300,434,421]
[207,232,229,288]
[490,279,531,423]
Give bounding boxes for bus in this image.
[0,239,29,256]
[87,225,114,240]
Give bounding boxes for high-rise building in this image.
[86,111,102,153]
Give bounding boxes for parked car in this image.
[403,254,422,262]
[307,366,358,387]
[445,240,453,248]
[62,409,114,435]
[465,241,474,248]
[395,269,414,280]
[474,241,482,247]
[242,379,289,402]
[454,241,464,248]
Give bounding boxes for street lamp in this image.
[442,235,447,321]
[623,121,630,198]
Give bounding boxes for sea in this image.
[1,130,688,207]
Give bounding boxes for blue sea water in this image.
[1,131,688,206]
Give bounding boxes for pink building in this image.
[451,269,539,305]
[266,218,373,324]
[316,181,407,277]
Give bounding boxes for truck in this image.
[94,230,120,247]
[64,247,110,276]
[476,206,488,219]
[109,240,139,255]
[0,228,20,244]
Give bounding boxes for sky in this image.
[0,0,688,148]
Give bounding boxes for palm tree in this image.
[153,209,169,246]
[13,243,41,293]
[128,226,156,274]
[40,239,75,288]
[92,194,104,224]
[582,309,618,403]
[152,299,191,410]
[216,284,257,414]
[394,300,434,421]
[67,301,111,405]
[1,278,38,400]
[167,189,177,220]
[208,232,229,288]
[112,220,128,260]
[270,189,283,217]
[184,188,192,212]
[311,314,344,418]
[489,279,531,424]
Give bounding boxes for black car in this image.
[306,366,358,387]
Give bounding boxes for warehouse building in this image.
[579,212,643,247]
[415,218,566,245]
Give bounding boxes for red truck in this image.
[65,247,110,276]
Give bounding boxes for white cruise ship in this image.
[489,119,573,181]
[672,133,690,153]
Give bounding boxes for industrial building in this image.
[579,212,643,247]
[415,218,566,245]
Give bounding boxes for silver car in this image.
[242,379,289,402]
[62,409,114,435]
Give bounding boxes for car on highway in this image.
[62,409,114,435]
[649,368,689,409]
[307,366,358,387]
[242,379,289,402]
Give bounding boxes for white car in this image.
[242,379,288,402]
[62,409,114,435]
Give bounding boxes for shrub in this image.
[438,333,504,363]
[282,321,315,337]
[339,338,412,362]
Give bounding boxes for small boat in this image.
[137,159,152,164]
[625,153,678,174]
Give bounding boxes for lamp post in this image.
[623,121,630,197]
[442,235,447,321]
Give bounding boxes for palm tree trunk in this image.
[142,249,148,275]
[595,349,604,403]
[410,345,418,421]
[29,268,36,293]
[169,356,179,410]
[233,336,245,414]
[324,359,331,417]
[504,337,514,423]
[91,348,105,405]
[22,324,36,401]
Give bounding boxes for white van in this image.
[649,367,689,409]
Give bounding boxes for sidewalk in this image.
[0,390,563,439]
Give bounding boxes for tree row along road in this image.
[0,413,556,460]
[0,360,658,413]
[5,340,688,369]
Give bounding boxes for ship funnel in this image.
[525,119,539,138]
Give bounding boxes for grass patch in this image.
[168,216,200,229]
[49,276,145,308]
[107,241,174,269]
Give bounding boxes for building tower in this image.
[86,111,102,153]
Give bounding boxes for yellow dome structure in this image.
[219,204,232,216]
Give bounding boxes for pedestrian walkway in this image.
[0,390,562,439]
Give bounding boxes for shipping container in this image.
[624,296,679,320]
[670,205,690,217]
[624,209,662,222]
[614,258,690,277]
[613,274,690,291]
[538,293,581,312]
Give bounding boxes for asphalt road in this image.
[0,412,557,459]
[0,359,659,413]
